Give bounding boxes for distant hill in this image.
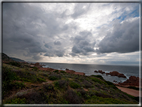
[10,57,25,62]
[2,53,13,61]
[2,53,25,62]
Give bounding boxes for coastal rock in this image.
[66,69,75,74]
[94,70,98,73]
[98,70,105,74]
[74,72,85,76]
[106,73,110,75]
[118,76,140,87]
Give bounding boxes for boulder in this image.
[94,70,98,73]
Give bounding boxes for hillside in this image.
[1,53,139,104]
[2,53,13,61]
[2,64,139,104]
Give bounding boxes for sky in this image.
[2,2,140,65]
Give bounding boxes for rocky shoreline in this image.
[32,63,141,89]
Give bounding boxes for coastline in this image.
[40,63,141,97]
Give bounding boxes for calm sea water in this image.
[40,62,139,83]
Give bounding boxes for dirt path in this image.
[116,86,140,97]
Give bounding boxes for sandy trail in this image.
[116,86,140,97]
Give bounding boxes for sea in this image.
[40,62,140,83]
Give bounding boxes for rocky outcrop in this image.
[74,72,85,76]
[118,76,140,87]
[94,70,126,78]
[94,70,105,74]
[66,69,75,74]
[109,71,126,78]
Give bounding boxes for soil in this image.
[116,86,140,97]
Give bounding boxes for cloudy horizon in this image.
[3,3,140,66]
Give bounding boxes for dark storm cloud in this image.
[70,31,96,56]
[3,3,70,60]
[71,3,91,19]
[96,18,139,53]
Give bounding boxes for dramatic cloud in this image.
[96,17,139,53]
[70,31,96,56]
[2,3,140,65]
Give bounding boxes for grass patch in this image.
[91,77,107,85]
[85,96,136,104]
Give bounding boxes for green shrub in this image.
[91,77,107,85]
[105,81,118,89]
[54,80,68,89]
[48,73,61,80]
[60,71,66,73]
[69,81,80,89]
[37,77,46,82]
[91,75,104,80]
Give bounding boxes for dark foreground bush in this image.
[43,84,54,91]
[64,89,83,104]
[9,61,22,67]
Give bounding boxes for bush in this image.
[11,81,25,90]
[33,67,38,71]
[60,71,66,73]
[43,84,54,91]
[91,75,104,80]
[54,80,68,89]
[53,70,59,73]
[19,91,47,104]
[64,89,83,104]
[69,81,80,89]
[82,80,92,88]
[9,61,21,67]
[37,77,46,82]
[48,73,61,80]
[91,77,107,85]
[2,66,19,98]
[105,81,118,89]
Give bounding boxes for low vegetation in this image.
[2,62,139,104]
